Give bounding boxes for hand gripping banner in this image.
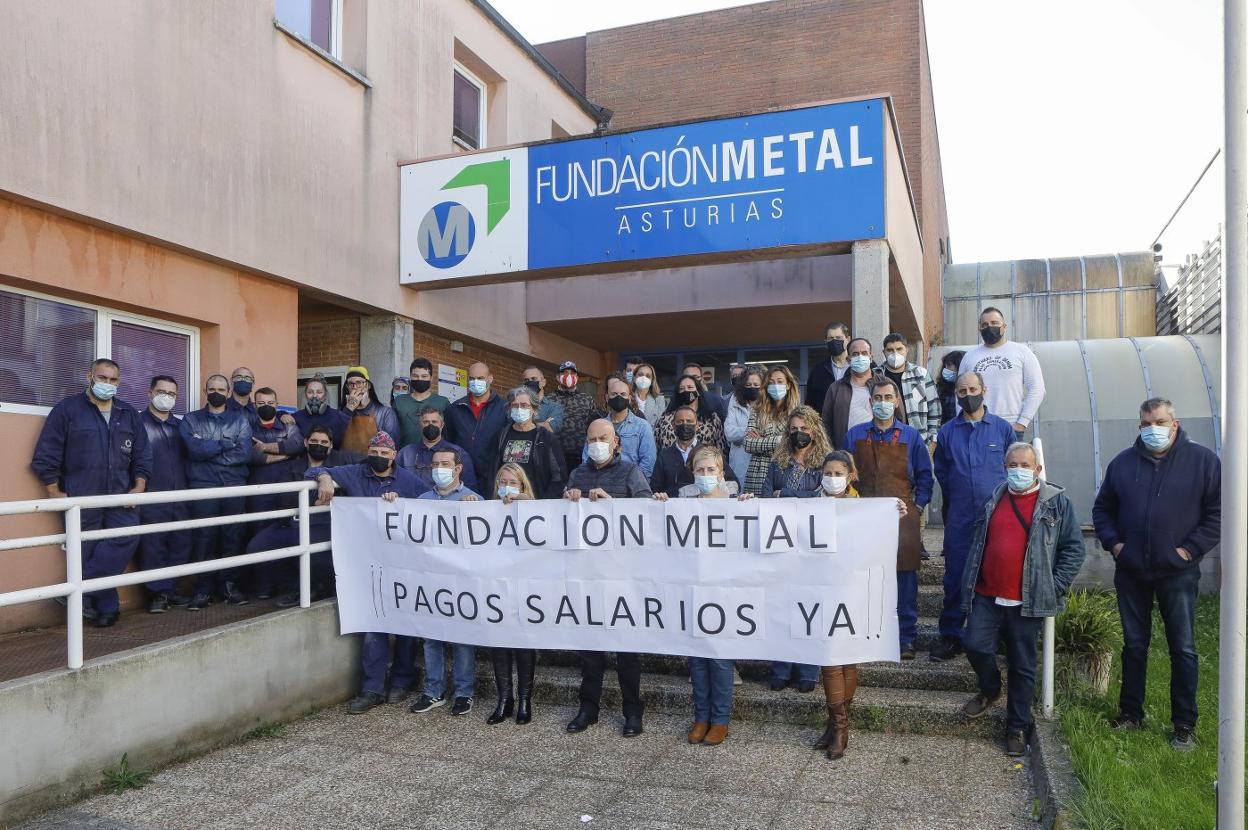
[330,497,900,665]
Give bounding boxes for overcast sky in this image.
[491,0,1223,267]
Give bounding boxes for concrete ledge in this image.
[1030,718,1084,830]
[0,601,358,826]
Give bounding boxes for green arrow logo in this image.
[442,159,510,234]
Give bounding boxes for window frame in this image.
[0,283,200,418]
[452,61,488,151]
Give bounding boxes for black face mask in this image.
[789,431,813,449]
[306,444,331,461]
[422,424,442,442]
[207,391,228,408]
[411,379,431,394]
[676,390,699,406]
[980,326,1003,345]
[959,394,984,413]
[827,340,846,358]
[257,405,278,422]
[367,455,391,474]
[674,423,697,442]
[608,395,631,413]
[524,380,542,395]
[739,387,761,402]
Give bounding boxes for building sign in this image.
[438,363,467,402]
[400,99,885,285]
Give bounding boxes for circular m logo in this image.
[417,201,477,268]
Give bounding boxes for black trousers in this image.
[578,651,643,718]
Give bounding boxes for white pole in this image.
[1032,436,1056,720]
[64,506,83,671]
[298,486,312,609]
[1220,1,1247,826]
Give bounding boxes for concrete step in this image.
[917,583,945,617]
[472,664,1001,738]
[919,558,946,586]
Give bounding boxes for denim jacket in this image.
[960,481,1086,618]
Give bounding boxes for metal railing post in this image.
[298,486,311,609]
[1032,436,1056,719]
[65,505,84,670]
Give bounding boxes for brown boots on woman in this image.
[814,665,857,759]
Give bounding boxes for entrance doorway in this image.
[621,342,822,401]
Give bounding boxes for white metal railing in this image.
[0,480,329,670]
[1032,436,1057,719]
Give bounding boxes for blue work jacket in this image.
[933,408,1016,558]
[30,392,152,497]
[179,407,253,487]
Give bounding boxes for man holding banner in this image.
[563,418,654,737]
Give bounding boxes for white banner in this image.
[330,497,899,665]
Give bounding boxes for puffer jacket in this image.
[179,407,253,486]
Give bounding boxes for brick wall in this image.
[298,316,361,369]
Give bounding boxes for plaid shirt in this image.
[896,363,941,444]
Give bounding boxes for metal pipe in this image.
[65,506,83,671]
[298,487,312,609]
[1219,0,1247,824]
[1033,437,1056,719]
[0,480,317,516]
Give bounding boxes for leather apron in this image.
[342,410,379,455]
[852,427,922,571]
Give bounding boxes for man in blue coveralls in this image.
[931,371,1016,661]
[137,375,192,614]
[247,385,305,599]
[31,358,152,628]
[308,431,424,714]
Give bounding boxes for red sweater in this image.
[976,490,1039,601]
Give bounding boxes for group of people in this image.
[28,304,1220,758]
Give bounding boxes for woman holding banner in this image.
[653,445,753,746]
[484,463,539,726]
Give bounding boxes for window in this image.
[276,0,341,57]
[0,286,198,416]
[297,366,349,409]
[453,63,487,150]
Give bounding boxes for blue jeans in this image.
[770,661,818,685]
[423,640,476,699]
[79,507,141,616]
[690,657,734,725]
[897,569,918,646]
[963,593,1042,732]
[1116,566,1200,728]
[360,633,418,696]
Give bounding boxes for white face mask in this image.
[822,475,848,496]
[634,376,652,391]
[152,393,176,413]
[885,352,906,369]
[587,441,613,464]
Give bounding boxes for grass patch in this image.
[101,753,150,794]
[242,723,287,741]
[1059,596,1226,829]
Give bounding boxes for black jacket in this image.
[804,360,848,410]
[484,424,565,499]
[648,443,740,497]
[1092,429,1221,579]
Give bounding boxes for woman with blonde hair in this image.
[631,362,666,428]
[742,365,801,495]
[486,462,538,726]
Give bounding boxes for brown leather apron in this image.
[852,427,922,571]
[342,412,378,455]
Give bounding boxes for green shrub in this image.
[1055,590,1120,698]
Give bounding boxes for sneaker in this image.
[929,636,964,662]
[899,643,916,661]
[275,592,301,608]
[795,679,818,694]
[168,594,192,607]
[188,590,211,611]
[1109,714,1142,731]
[387,686,413,705]
[148,595,170,614]
[1171,726,1196,752]
[253,591,273,601]
[961,691,1001,719]
[769,678,789,692]
[409,694,445,714]
[450,696,474,716]
[346,692,385,714]
[222,582,249,606]
[1005,729,1028,757]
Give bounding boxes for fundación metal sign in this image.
[399,98,886,285]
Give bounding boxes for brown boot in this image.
[826,702,849,760]
[688,721,709,744]
[703,723,729,745]
[815,666,844,750]
[842,665,858,749]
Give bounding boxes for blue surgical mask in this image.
[694,474,719,494]
[468,379,488,397]
[766,383,787,401]
[431,467,455,488]
[849,355,871,374]
[872,401,895,421]
[510,407,532,424]
[1007,467,1035,492]
[1140,424,1173,452]
[91,381,118,401]
[942,367,956,383]
[624,371,634,383]
[497,484,520,499]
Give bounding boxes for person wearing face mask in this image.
[309,432,424,715]
[844,379,934,661]
[389,377,409,408]
[930,372,1016,662]
[393,358,450,447]
[743,365,801,496]
[551,360,598,474]
[623,356,642,386]
[724,365,764,482]
[395,406,478,494]
[338,366,400,454]
[1093,398,1220,751]
[657,375,727,456]
[136,376,192,614]
[294,376,349,450]
[881,334,941,447]
[32,358,152,628]
[805,321,852,409]
[225,366,257,416]
[960,443,1085,757]
[442,361,508,485]
[821,337,878,450]
[484,387,564,498]
[522,366,565,434]
[957,308,1046,437]
[179,373,254,609]
[680,363,728,422]
[564,418,653,737]
[936,350,966,428]
[631,361,666,428]
[649,406,742,497]
[578,374,656,478]
[245,386,306,599]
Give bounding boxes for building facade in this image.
[1157,232,1222,336]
